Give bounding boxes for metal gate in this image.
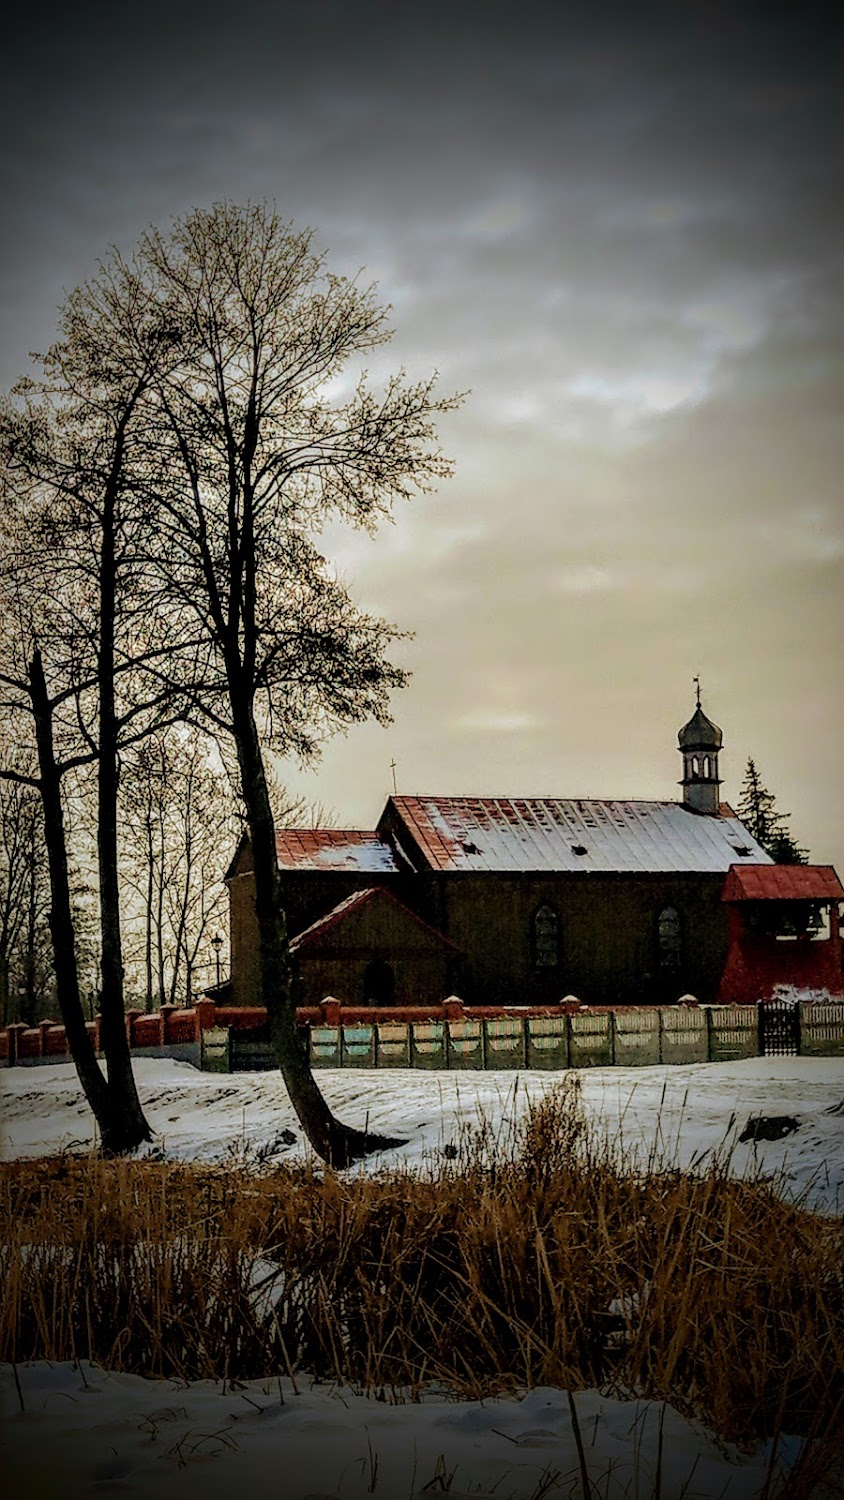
[759,998,801,1056]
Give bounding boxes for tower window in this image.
[533,904,559,969]
[657,907,682,970]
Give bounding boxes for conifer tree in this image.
[737,757,808,863]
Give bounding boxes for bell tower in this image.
[678,679,723,816]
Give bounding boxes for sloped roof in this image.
[289,886,459,952]
[383,796,773,875]
[722,864,844,902]
[275,829,399,874]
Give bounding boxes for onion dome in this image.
[678,705,723,752]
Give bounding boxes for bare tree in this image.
[0,262,201,1151]
[136,203,462,1164]
[120,729,237,1008]
[0,768,49,1024]
[2,203,462,1164]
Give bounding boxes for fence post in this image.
[704,1007,714,1063]
[159,1004,175,1045]
[38,1019,53,1057]
[7,1022,25,1066]
[320,996,342,1027]
[195,998,217,1038]
[125,1009,141,1048]
[608,1010,617,1066]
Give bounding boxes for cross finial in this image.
[390,758,397,794]
[693,674,701,708]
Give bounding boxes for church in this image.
[225,697,844,1009]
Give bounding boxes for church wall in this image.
[276,870,401,943]
[436,872,729,1006]
[228,872,262,1007]
[229,866,731,1008]
[293,898,458,1006]
[229,868,403,1006]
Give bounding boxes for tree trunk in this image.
[144,805,154,1012]
[229,675,403,1166]
[96,502,152,1150]
[29,650,119,1139]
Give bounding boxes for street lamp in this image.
[211,932,224,991]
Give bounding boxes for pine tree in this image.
[737,758,808,863]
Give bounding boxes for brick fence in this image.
[2,995,843,1069]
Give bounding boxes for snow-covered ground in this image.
[3,1057,842,1498]
[2,1054,843,1211]
[0,1362,813,1500]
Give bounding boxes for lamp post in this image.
[211,932,223,991]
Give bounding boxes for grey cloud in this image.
[2,0,842,862]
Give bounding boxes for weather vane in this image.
[390,759,397,794]
[693,674,701,708]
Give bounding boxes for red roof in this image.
[380,795,770,874]
[722,864,844,902]
[275,829,398,873]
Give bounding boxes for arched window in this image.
[533,904,559,969]
[657,907,682,970]
[363,958,395,1007]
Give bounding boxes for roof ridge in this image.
[290,885,459,953]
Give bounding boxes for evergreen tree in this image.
[737,758,808,863]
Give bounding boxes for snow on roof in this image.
[385,796,774,875]
[275,829,399,874]
[723,864,844,902]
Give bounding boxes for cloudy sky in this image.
[2,1,842,865]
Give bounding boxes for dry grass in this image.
[1,1078,841,1453]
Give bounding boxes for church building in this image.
[225,697,844,1009]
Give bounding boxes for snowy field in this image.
[0,1362,814,1500]
[2,1056,842,1499]
[2,1053,843,1212]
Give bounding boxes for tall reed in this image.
[2,1079,841,1449]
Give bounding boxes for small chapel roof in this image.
[382,796,771,875]
[275,829,400,874]
[289,886,460,952]
[722,864,844,902]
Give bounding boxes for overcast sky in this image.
[2,1,842,866]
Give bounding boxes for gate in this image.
[759,998,800,1056]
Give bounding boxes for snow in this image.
[0,1362,809,1500]
[3,1057,842,1496]
[2,1055,843,1212]
[397,796,772,873]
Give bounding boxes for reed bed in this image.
[2,1078,842,1452]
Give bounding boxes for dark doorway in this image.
[363,958,396,1007]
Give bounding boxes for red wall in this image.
[716,906,844,1003]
